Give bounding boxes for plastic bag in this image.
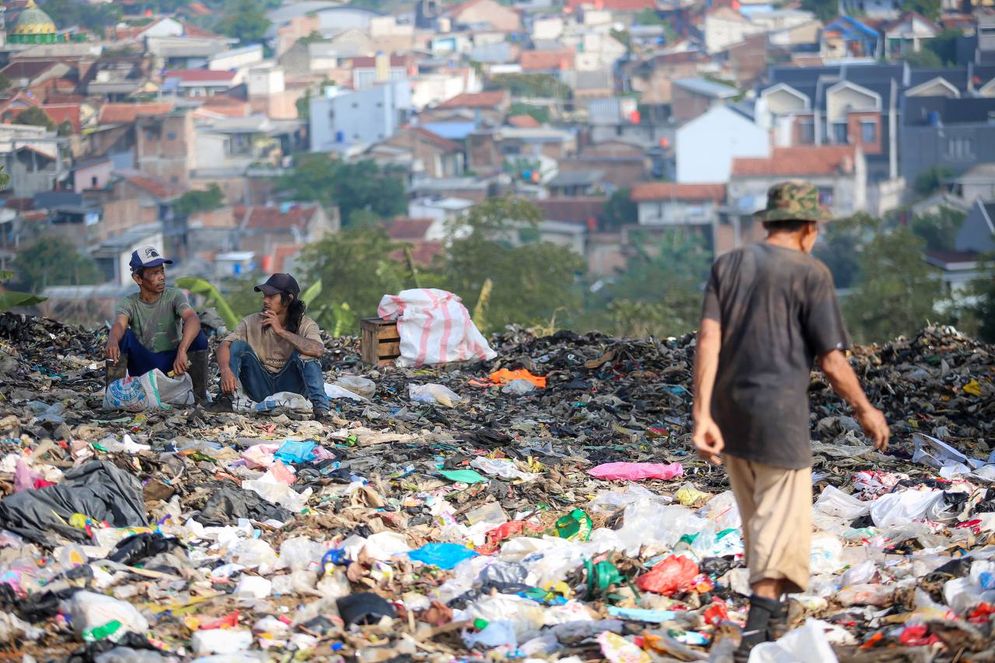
[470,456,538,481]
[62,591,149,643]
[597,631,651,663]
[749,619,838,663]
[408,543,478,570]
[103,369,193,411]
[814,486,870,521]
[636,555,699,595]
[333,376,376,399]
[409,383,462,407]
[378,288,496,367]
[870,490,944,528]
[836,583,893,607]
[251,391,313,413]
[588,462,684,481]
[242,468,312,512]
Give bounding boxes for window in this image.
[798,120,815,144]
[860,120,877,143]
[947,137,975,160]
[818,187,834,206]
[328,110,335,120]
[832,122,847,144]
[167,132,177,141]
[91,176,98,188]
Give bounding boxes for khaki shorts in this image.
[725,455,812,594]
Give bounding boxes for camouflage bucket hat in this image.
[754,180,832,223]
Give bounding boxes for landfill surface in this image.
[0,311,993,663]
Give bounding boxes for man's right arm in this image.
[217,339,238,394]
[106,313,129,361]
[818,350,890,450]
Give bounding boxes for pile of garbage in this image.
[0,311,992,662]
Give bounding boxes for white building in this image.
[676,106,769,184]
[309,82,413,151]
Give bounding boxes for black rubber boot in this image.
[188,350,211,405]
[767,599,790,641]
[105,355,128,386]
[734,595,781,662]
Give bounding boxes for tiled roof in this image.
[0,60,58,80]
[117,171,185,200]
[386,218,434,241]
[520,49,574,71]
[165,69,237,83]
[508,114,540,128]
[40,103,82,131]
[99,102,175,124]
[731,146,857,177]
[630,183,726,202]
[350,54,411,68]
[236,205,318,230]
[438,90,508,109]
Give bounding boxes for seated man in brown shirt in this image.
[215,273,330,420]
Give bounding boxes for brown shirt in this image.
[702,243,849,469]
[225,313,323,373]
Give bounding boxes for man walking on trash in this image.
[215,273,331,421]
[691,181,890,660]
[105,246,210,403]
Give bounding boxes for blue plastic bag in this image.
[274,440,317,464]
[408,543,477,570]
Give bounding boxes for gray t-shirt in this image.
[115,287,192,353]
[702,243,849,469]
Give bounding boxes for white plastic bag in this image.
[378,288,496,367]
[103,369,193,411]
[62,591,149,642]
[870,490,945,528]
[749,619,839,663]
[409,383,462,407]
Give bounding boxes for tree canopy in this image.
[173,184,225,218]
[216,0,271,45]
[12,237,102,293]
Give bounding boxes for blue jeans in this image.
[119,328,208,377]
[228,340,329,412]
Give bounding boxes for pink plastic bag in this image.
[588,462,684,481]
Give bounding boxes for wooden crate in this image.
[360,317,401,366]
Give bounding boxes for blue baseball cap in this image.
[129,245,173,272]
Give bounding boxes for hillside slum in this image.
[0,311,992,662]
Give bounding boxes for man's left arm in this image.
[265,312,324,357]
[173,308,202,375]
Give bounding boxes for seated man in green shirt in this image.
[105,246,210,403]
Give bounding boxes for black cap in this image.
[129,245,173,272]
[254,273,300,297]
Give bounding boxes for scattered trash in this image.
[0,314,991,660]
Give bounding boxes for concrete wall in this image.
[309,82,411,150]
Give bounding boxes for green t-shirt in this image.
[115,287,192,353]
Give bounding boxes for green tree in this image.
[276,155,406,225]
[12,237,102,293]
[901,0,941,21]
[508,102,550,124]
[40,0,122,34]
[0,75,10,94]
[173,184,225,218]
[601,188,637,230]
[489,73,570,99]
[586,228,711,337]
[914,165,955,197]
[800,0,837,22]
[15,107,55,130]
[298,226,411,333]
[904,48,942,68]
[973,260,995,343]
[216,0,271,44]
[436,197,585,331]
[844,227,944,343]
[924,28,962,66]
[634,8,663,25]
[814,212,880,290]
[910,207,966,252]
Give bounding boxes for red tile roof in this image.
[40,103,82,132]
[731,146,857,177]
[389,240,443,265]
[99,102,175,124]
[630,183,726,202]
[236,205,319,231]
[508,114,541,128]
[520,49,574,72]
[165,69,237,84]
[410,127,462,152]
[350,55,412,68]
[565,0,656,11]
[387,218,434,241]
[438,90,509,109]
[119,171,185,200]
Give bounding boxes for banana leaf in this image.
[175,277,239,330]
[300,279,322,306]
[0,291,46,311]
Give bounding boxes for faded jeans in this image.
[228,340,329,412]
